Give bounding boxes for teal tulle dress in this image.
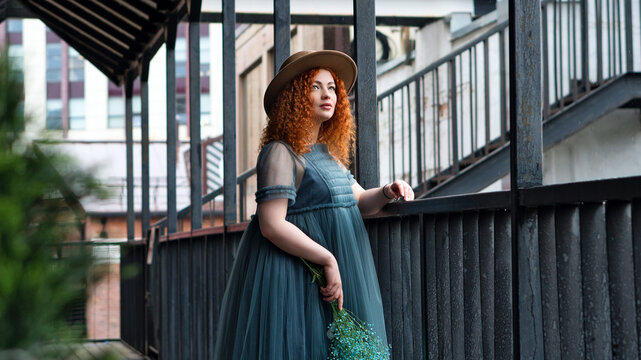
[213,141,388,359]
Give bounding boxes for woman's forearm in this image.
[357,185,393,216]
[260,217,335,266]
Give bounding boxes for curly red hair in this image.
[260,68,355,167]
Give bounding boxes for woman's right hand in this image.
[320,257,343,310]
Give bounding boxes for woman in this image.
[213,50,414,359]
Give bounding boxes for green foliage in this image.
[0,51,110,358]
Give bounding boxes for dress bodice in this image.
[288,143,356,214]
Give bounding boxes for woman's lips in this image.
[321,104,333,110]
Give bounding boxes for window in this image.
[108,96,141,128]
[46,99,62,129]
[69,98,85,130]
[7,19,22,33]
[46,43,62,82]
[201,93,211,125]
[176,93,187,125]
[200,36,210,77]
[8,44,23,82]
[175,38,187,78]
[68,47,84,82]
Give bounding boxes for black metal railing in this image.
[378,0,639,195]
[122,175,641,359]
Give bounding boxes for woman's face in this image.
[310,69,337,124]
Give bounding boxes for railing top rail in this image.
[374,190,511,217]
[520,175,641,207]
[373,175,641,218]
[376,20,508,100]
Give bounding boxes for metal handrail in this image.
[377,20,509,100]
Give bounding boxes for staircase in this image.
[376,0,641,198]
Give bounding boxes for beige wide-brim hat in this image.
[263,50,357,114]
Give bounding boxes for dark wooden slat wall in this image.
[120,193,641,359]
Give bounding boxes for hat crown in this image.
[278,51,313,72]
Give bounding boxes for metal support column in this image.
[189,1,203,230]
[166,15,178,234]
[353,0,378,189]
[125,74,135,240]
[223,0,237,224]
[273,0,290,72]
[141,60,150,237]
[509,0,544,358]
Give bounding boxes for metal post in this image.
[166,15,178,234]
[223,0,237,224]
[354,0,378,188]
[273,0,291,73]
[141,60,150,237]
[509,0,544,358]
[125,74,135,240]
[189,2,202,230]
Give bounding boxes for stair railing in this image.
[377,0,638,196]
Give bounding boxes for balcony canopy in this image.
[8,0,184,86]
[2,0,474,86]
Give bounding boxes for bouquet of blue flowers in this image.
[301,258,391,360]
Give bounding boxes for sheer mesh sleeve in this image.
[255,141,302,206]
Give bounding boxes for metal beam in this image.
[125,74,135,240]
[353,0,378,189]
[165,14,177,234]
[200,12,437,27]
[273,0,290,73]
[509,0,543,358]
[188,20,202,230]
[222,0,236,224]
[141,59,150,237]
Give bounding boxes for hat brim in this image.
[263,50,357,114]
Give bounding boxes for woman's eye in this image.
[312,85,320,90]
[329,86,336,91]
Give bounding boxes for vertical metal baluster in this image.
[542,2,551,118]
[499,30,507,144]
[388,97,393,184]
[421,76,427,186]
[473,46,478,157]
[554,0,560,106]
[391,94,396,181]
[560,0,566,109]
[469,49,475,161]
[566,0,573,102]
[408,84,415,185]
[458,55,463,164]
[434,69,440,179]
[606,0,612,78]
[400,88,404,182]
[483,39,490,154]
[616,0,623,73]
[624,0,633,71]
[449,59,459,175]
[581,0,590,92]
[572,0,578,101]
[597,0,604,83]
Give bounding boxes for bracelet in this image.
[382,184,394,200]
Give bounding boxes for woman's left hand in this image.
[386,180,415,201]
